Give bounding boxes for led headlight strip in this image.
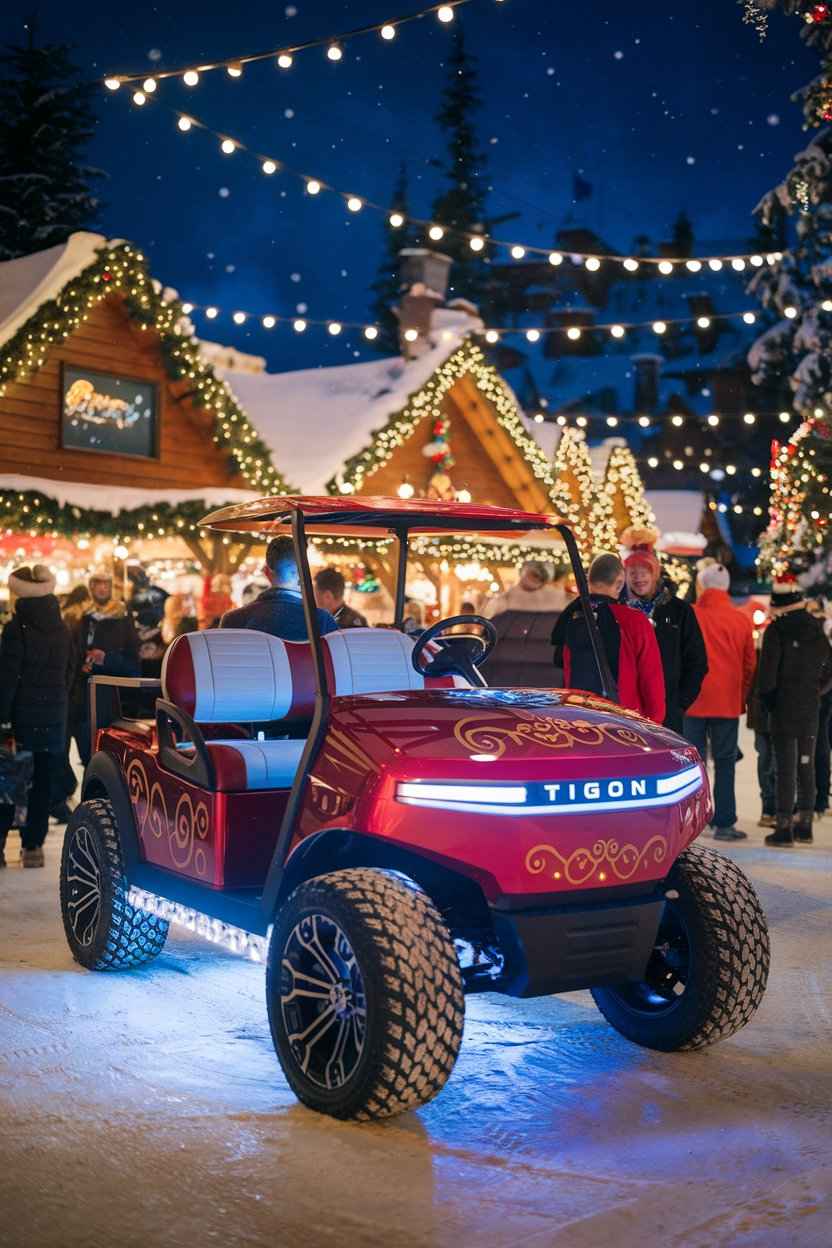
[396,764,703,815]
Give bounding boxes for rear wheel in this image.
[267,868,464,1120]
[60,798,169,970]
[591,843,769,1051]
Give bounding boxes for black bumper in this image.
[490,892,665,998]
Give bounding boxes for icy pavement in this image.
[1,734,831,1248]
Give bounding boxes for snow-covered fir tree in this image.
[0,32,101,261]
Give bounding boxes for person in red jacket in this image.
[551,553,665,722]
[684,562,756,842]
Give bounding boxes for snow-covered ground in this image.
[1,731,830,1248]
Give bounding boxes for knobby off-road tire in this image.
[591,842,770,1051]
[60,798,169,970]
[267,868,465,1121]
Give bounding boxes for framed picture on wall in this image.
[61,365,158,458]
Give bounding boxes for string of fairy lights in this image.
[110,97,784,273]
[103,0,486,87]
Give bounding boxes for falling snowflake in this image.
[284,108,295,119]
[767,113,781,126]
[297,302,308,314]
[147,48,162,62]
[218,187,230,198]
[285,4,298,14]
[290,272,301,283]
[614,50,623,60]
[225,264,235,273]
[490,136,499,144]
[686,156,696,165]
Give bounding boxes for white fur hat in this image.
[698,562,730,592]
[9,564,56,598]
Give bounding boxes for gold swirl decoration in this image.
[525,836,668,885]
[126,757,210,878]
[454,713,648,759]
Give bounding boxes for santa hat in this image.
[620,525,661,574]
[9,564,56,598]
[770,573,804,611]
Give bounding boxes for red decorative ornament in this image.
[807,3,831,24]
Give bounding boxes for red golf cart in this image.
[60,497,769,1121]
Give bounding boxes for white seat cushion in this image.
[206,738,306,791]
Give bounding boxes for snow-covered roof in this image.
[220,331,468,495]
[647,490,705,539]
[0,232,118,352]
[0,473,257,512]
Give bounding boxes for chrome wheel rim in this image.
[66,824,102,948]
[280,913,367,1090]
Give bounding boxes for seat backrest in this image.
[162,627,470,724]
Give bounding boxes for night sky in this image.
[1,0,819,373]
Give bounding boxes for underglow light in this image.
[127,887,267,962]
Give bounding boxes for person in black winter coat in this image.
[0,565,72,867]
[621,530,708,734]
[68,568,140,766]
[758,578,832,847]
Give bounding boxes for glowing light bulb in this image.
[673,459,684,471]
[526,329,541,343]
[696,316,711,329]
[104,77,121,91]
[132,91,146,106]
[567,326,582,340]
[623,257,639,272]
[779,411,791,423]
[183,69,199,86]
[647,456,659,468]
[743,412,757,425]
[262,315,276,329]
[751,466,762,478]
[262,159,277,174]
[181,302,194,314]
[327,44,343,61]
[743,311,756,324]
[686,259,702,273]
[726,464,737,475]
[307,179,321,195]
[731,258,746,271]
[277,53,293,69]
[381,24,396,39]
[653,320,667,334]
[388,211,404,227]
[585,256,601,271]
[293,318,307,333]
[610,324,625,338]
[205,306,218,319]
[707,413,720,427]
[638,416,651,428]
[227,63,243,78]
[457,488,472,503]
[346,196,363,212]
[751,254,764,267]
[485,329,499,344]
[533,412,545,424]
[143,77,157,93]
[556,415,567,426]
[404,328,419,342]
[328,321,342,335]
[469,235,485,251]
[429,225,445,241]
[221,138,236,155]
[177,116,192,131]
[398,480,415,499]
[784,305,797,319]
[511,245,526,259]
[364,326,379,340]
[699,462,710,474]
[576,416,588,428]
[548,251,563,266]
[658,260,673,275]
[671,414,684,427]
[606,415,619,427]
[708,258,723,271]
[437,5,455,22]
[232,311,246,325]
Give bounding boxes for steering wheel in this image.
[411,615,497,688]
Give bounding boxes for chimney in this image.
[396,249,453,360]
[632,354,662,414]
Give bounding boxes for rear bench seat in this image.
[161,628,470,792]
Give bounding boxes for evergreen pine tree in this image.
[0,29,101,261]
[743,2,832,585]
[430,26,490,304]
[670,211,694,257]
[368,164,415,355]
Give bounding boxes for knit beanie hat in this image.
[698,562,731,592]
[621,526,661,575]
[9,564,56,598]
[770,574,804,611]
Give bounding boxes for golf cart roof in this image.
[202,495,563,539]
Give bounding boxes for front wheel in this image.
[267,868,465,1120]
[591,843,770,1051]
[60,798,169,970]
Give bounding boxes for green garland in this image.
[0,241,294,539]
[328,338,557,501]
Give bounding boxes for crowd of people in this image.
[1,528,829,866]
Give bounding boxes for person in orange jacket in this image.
[683,562,756,841]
